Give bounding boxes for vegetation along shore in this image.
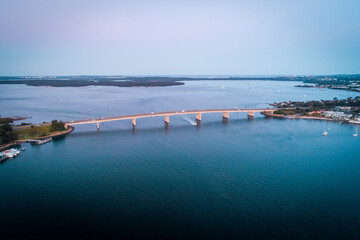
[268,97,360,124]
[0,120,73,151]
[1,74,360,90]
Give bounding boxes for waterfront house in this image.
[309,111,321,116]
[323,111,347,119]
[335,106,352,113]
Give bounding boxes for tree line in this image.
[0,120,66,145]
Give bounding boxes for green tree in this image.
[0,124,16,145]
[50,120,65,132]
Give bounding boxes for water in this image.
[0,80,360,239]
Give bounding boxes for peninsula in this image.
[0,120,72,151]
[269,97,360,124]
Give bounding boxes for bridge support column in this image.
[132,118,136,127]
[196,113,202,121]
[196,113,202,126]
[248,111,255,118]
[164,115,170,124]
[96,122,100,129]
[223,112,229,119]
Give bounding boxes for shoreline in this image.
[0,126,74,151]
[2,111,359,152]
[263,113,359,124]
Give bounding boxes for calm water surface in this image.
[0,81,360,239]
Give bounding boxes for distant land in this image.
[0,75,360,88]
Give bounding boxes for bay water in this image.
[0,80,359,239]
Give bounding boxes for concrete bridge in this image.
[64,108,275,130]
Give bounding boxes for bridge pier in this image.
[96,122,100,129]
[132,118,136,127]
[196,113,202,121]
[164,115,169,125]
[223,112,229,120]
[248,111,255,118]
[195,113,202,126]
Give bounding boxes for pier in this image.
[25,138,52,145]
[64,108,275,130]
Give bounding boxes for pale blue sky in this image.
[0,0,359,76]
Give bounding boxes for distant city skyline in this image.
[1,0,359,76]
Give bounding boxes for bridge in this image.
[64,108,276,129]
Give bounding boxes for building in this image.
[335,106,352,113]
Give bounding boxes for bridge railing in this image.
[64,108,276,129]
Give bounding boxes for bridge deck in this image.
[65,108,275,126]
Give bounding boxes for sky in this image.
[0,0,359,76]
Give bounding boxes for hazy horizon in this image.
[1,0,359,76]
[1,74,360,78]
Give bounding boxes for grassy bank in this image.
[15,125,53,140]
[14,120,67,140]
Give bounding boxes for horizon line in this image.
[1,74,360,78]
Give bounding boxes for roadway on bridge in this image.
[65,108,275,127]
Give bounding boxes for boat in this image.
[322,131,328,136]
[3,148,21,158]
[0,153,7,162]
[10,148,20,156]
[354,128,358,137]
[3,150,14,158]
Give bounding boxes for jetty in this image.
[26,138,52,145]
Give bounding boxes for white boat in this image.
[3,150,14,158]
[0,153,7,162]
[322,131,328,136]
[10,148,20,156]
[354,128,358,137]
